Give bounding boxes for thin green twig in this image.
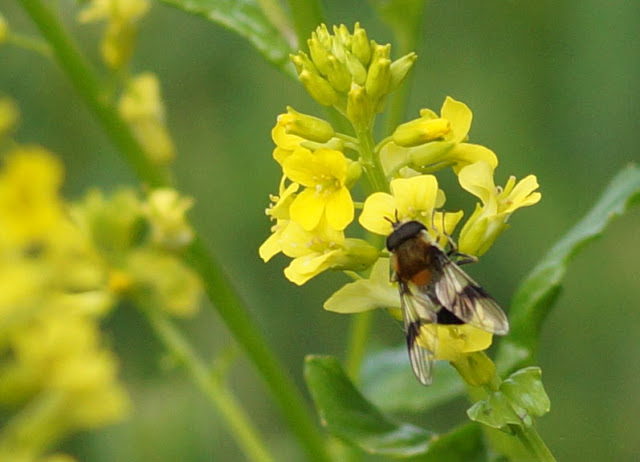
[142,307,275,462]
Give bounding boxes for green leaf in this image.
[467,391,522,432]
[497,164,640,371]
[158,0,294,73]
[500,367,550,419]
[305,355,487,459]
[361,346,465,413]
[467,367,550,433]
[305,355,434,457]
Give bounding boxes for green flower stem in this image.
[344,311,374,381]
[512,424,556,462]
[17,0,170,189]
[356,127,390,194]
[142,307,275,462]
[19,2,330,461]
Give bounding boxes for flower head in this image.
[283,148,355,231]
[359,175,463,245]
[457,161,542,256]
[291,23,416,123]
[280,220,378,285]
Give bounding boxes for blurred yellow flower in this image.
[0,146,64,247]
[143,188,194,249]
[457,160,542,256]
[283,148,354,231]
[78,0,150,69]
[118,73,175,165]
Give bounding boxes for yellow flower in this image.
[118,73,175,165]
[143,188,194,249]
[417,324,493,362]
[283,148,354,231]
[271,119,304,166]
[0,146,65,247]
[78,0,149,69]
[383,96,498,177]
[457,161,542,256]
[278,219,378,285]
[125,249,203,317]
[359,175,462,245]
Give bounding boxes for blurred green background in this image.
[2,0,639,461]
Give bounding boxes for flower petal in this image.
[441,96,472,143]
[289,189,326,231]
[458,161,496,207]
[449,143,498,174]
[314,148,348,183]
[359,192,397,235]
[325,187,354,230]
[282,148,317,187]
[284,251,336,285]
[391,175,439,220]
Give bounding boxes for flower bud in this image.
[290,52,317,75]
[345,159,363,188]
[365,56,391,103]
[299,70,339,106]
[325,55,352,93]
[307,34,332,76]
[347,84,372,129]
[279,107,335,143]
[389,52,417,91]
[352,23,371,66]
[345,51,367,85]
[392,117,451,147]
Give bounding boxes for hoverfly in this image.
[386,219,509,386]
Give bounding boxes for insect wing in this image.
[434,259,510,335]
[399,282,437,386]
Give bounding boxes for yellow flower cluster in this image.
[0,101,201,460]
[261,25,541,362]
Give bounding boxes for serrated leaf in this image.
[467,367,550,433]
[497,164,640,372]
[361,346,465,413]
[305,355,435,457]
[500,367,550,419]
[159,0,294,73]
[467,392,522,432]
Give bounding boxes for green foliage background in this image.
[2,1,639,460]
